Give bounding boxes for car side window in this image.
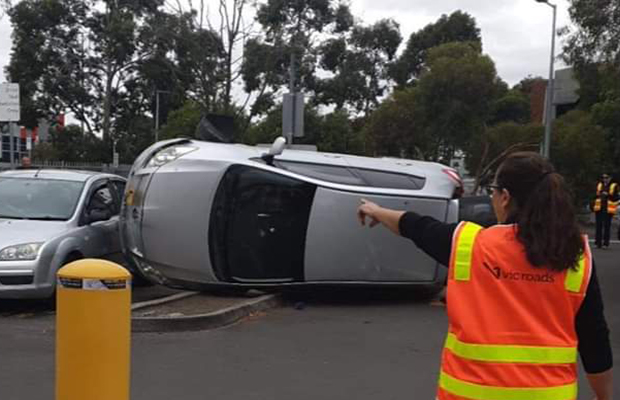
[87,183,116,217]
[273,161,365,186]
[272,160,426,190]
[353,169,426,190]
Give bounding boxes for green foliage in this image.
[317,110,365,155]
[513,76,545,97]
[561,0,620,68]
[551,110,609,207]
[363,88,429,159]
[243,105,322,146]
[32,142,59,161]
[489,90,531,125]
[32,124,107,163]
[391,10,481,87]
[591,100,620,177]
[244,0,350,105]
[316,18,402,114]
[159,101,203,141]
[465,122,542,186]
[415,42,499,159]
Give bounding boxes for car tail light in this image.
[443,168,464,199]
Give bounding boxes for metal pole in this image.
[543,3,556,159]
[155,91,160,143]
[288,52,296,146]
[112,139,116,167]
[9,121,14,168]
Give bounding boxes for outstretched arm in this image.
[587,368,613,400]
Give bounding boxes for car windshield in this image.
[0,177,85,220]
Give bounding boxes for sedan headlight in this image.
[146,145,198,168]
[0,243,43,261]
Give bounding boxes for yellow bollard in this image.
[56,259,131,400]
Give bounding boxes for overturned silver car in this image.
[120,138,465,293]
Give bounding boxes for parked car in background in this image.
[0,169,126,299]
[458,195,497,228]
[120,138,467,295]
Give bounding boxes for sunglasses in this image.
[483,184,503,195]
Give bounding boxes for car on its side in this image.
[0,169,126,299]
[120,138,469,295]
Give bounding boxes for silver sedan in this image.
[121,138,464,294]
[0,169,126,299]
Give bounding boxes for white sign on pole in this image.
[26,136,32,151]
[282,93,304,140]
[0,83,20,121]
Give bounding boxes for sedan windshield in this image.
[0,177,85,220]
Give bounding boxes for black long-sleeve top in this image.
[399,212,613,374]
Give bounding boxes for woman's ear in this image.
[500,188,512,211]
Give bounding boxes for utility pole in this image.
[536,0,557,159]
[282,41,304,146]
[288,52,296,146]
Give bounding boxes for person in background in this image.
[357,152,613,400]
[593,173,618,249]
[17,156,32,170]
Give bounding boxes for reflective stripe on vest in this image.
[565,252,586,293]
[444,332,577,364]
[595,183,618,213]
[454,223,483,281]
[439,371,577,400]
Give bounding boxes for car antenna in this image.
[33,167,43,178]
[261,136,287,166]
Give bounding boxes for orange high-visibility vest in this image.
[594,182,618,214]
[437,222,592,400]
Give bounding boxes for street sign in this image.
[282,93,304,140]
[0,83,20,121]
[26,136,32,151]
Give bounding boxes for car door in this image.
[81,179,120,260]
[304,187,449,283]
[106,179,126,263]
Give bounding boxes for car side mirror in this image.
[261,136,287,165]
[87,208,112,224]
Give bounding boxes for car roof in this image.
[185,140,447,177]
[0,169,122,183]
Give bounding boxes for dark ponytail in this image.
[496,152,583,272]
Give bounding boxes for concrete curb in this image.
[131,293,284,333]
[131,291,200,311]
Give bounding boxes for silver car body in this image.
[121,139,461,290]
[0,170,126,298]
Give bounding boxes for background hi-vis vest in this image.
[594,182,618,214]
[438,222,592,400]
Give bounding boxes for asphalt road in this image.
[0,246,617,400]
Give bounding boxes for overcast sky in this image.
[0,0,572,86]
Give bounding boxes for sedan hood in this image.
[0,218,69,248]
